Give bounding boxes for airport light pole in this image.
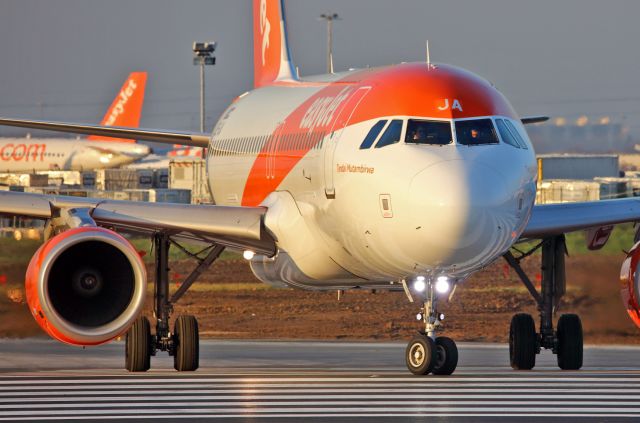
[318,13,340,74]
[192,41,216,133]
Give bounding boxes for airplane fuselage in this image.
[207,63,537,287]
[0,137,150,172]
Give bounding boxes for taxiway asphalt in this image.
[0,339,639,421]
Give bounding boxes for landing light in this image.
[435,276,451,294]
[243,250,255,260]
[413,278,426,292]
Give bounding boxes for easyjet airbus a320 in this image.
[0,72,150,172]
[1,0,640,375]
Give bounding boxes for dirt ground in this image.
[1,253,638,344]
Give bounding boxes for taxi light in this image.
[435,276,450,294]
[413,278,426,292]
[243,250,255,260]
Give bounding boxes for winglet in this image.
[88,72,147,143]
[253,0,296,88]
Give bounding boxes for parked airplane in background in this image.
[0,72,150,172]
[1,0,640,376]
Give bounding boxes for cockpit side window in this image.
[495,118,521,148]
[405,119,452,145]
[374,119,403,148]
[359,120,387,149]
[455,118,499,146]
[504,119,529,149]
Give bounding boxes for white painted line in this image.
[2,406,640,416]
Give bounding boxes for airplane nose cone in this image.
[406,159,510,268]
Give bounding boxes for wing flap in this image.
[522,198,640,239]
[0,118,210,148]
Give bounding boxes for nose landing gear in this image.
[404,278,458,376]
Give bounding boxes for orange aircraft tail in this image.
[253,0,296,88]
[87,72,147,143]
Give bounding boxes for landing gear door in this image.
[323,86,371,199]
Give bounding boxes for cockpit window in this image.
[405,119,452,145]
[374,119,403,148]
[359,120,387,149]
[455,119,499,146]
[504,119,529,149]
[495,118,521,148]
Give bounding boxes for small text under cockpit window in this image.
[359,120,387,149]
[405,119,452,145]
[455,119,499,146]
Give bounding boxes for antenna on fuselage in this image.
[426,40,431,68]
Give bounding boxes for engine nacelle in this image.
[25,226,146,346]
[620,241,640,328]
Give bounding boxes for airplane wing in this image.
[521,116,549,125]
[522,197,640,239]
[0,190,276,256]
[0,117,210,148]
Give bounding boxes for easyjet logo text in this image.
[104,78,138,126]
[259,0,271,66]
[0,143,46,162]
[300,87,353,131]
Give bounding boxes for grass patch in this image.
[516,223,635,256]
[0,235,242,265]
[0,237,40,264]
[128,238,241,262]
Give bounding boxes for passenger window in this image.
[505,120,529,149]
[359,120,387,149]
[375,120,403,148]
[455,118,499,146]
[495,119,520,148]
[405,119,452,145]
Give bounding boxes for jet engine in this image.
[25,226,146,346]
[620,241,640,328]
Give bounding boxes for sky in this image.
[1,0,640,140]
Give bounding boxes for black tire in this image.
[125,316,151,372]
[557,314,583,370]
[405,334,436,375]
[509,313,537,370]
[173,315,199,371]
[432,336,458,376]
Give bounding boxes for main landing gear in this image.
[125,232,225,372]
[504,235,583,371]
[405,278,459,376]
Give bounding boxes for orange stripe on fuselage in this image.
[241,63,519,206]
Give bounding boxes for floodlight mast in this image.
[192,41,216,134]
[318,13,340,74]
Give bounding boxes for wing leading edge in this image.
[0,118,210,148]
[522,197,640,239]
[0,190,276,256]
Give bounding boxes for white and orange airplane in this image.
[0,72,150,172]
[0,0,639,375]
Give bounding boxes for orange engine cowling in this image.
[620,241,640,328]
[25,226,146,346]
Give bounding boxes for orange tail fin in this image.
[87,72,147,143]
[253,0,296,88]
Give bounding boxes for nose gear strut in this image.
[405,277,459,375]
